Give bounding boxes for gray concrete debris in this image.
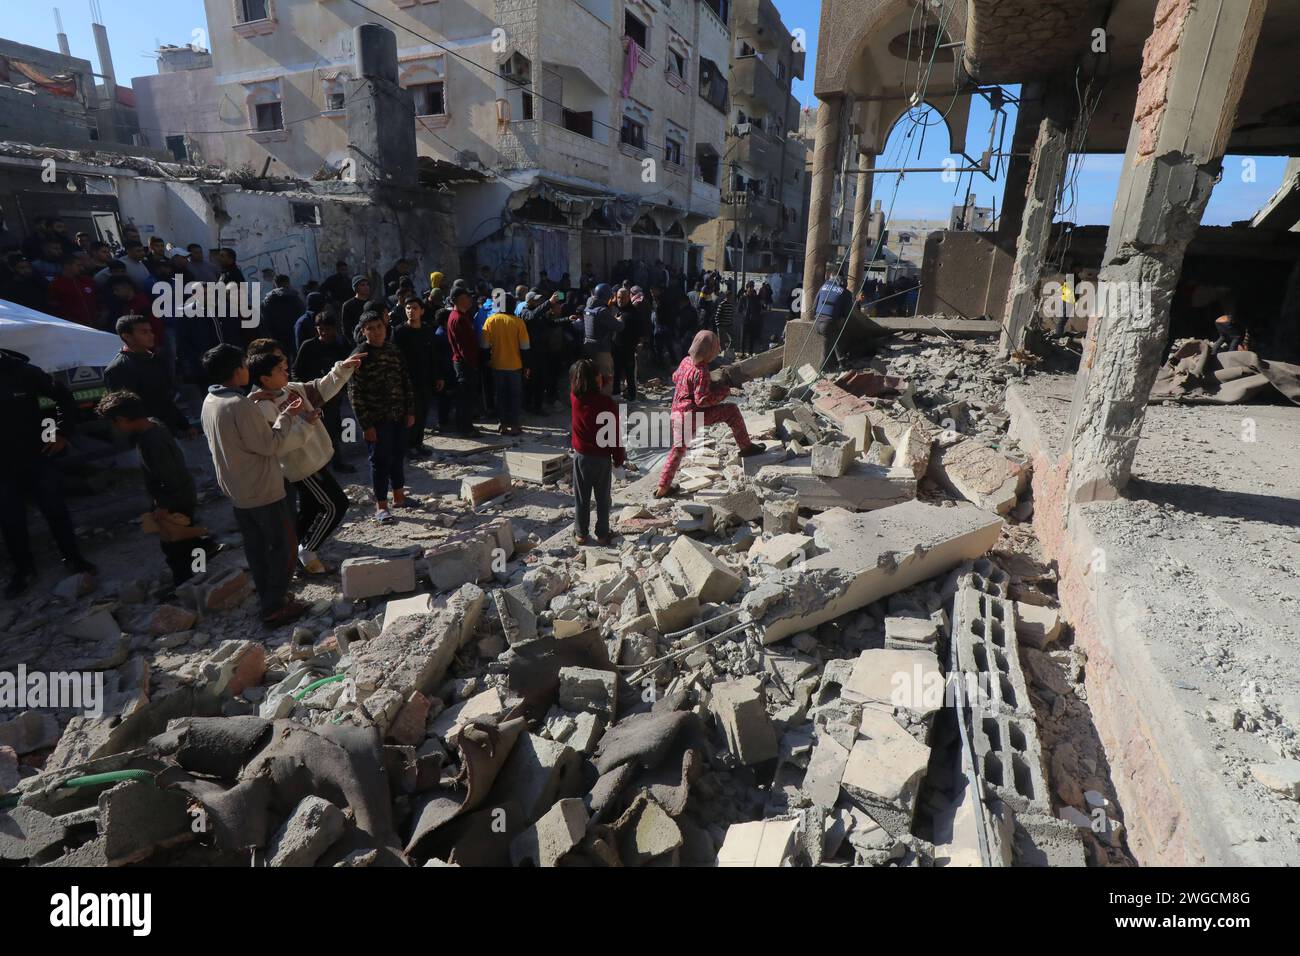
[267,796,347,867]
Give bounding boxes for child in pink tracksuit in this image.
[655,330,764,497]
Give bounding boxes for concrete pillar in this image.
[801,96,844,321]
[995,82,1045,245]
[1066,0,1267,505]
[346,24,417,190]
[998,77,1076,356]
[846,152,876,293]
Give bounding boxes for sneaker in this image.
[738,442,767,458]
[261,598,308,628]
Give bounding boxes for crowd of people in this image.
[1,228,783,623]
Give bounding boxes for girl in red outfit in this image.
[570,359,627,545]
[655,330,764,498]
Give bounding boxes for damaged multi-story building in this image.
[184,0,733,279]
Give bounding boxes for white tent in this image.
[0,298,121,373]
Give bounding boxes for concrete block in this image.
[749,532,813,569]
[842,412,873,455]
[761,498,800,535]
[746,500,1001,644]
[811,440,856,478]
[267,796,346,867]
[623,798,682,865]
[388,691,432,746]
[1015,601,1062,649]
[98,780,192,865]
[510,797,588,866]
[840,708,931,838]
[884,616,939,651]
[665,536,742,604]
[492,585,537,646]
[895,422,934,479]
[645,575,699,633]
[430,687,504,744]
[952,585,1033,718]
[205,568,253,610]
[971,709,1050,815]
[424,540,482,592]
[461,470,511,506]
[558,666,616,719]
[341,555,416,599]
[709,676,778,765]
[842,648,943,720]
[927,439,1028,515]
[801,732,852,807]
[567,711,606,755]
[716,819,798,866]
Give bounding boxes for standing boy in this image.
[199,343,309,627]
[347,312,416,523]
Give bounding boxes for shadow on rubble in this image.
[1125,478,1300,527]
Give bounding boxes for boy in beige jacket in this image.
[247,348,363,575]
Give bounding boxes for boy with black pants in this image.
[348,312,416,524]
[568,358,626,546]
[199,344,309,628]
[97,390,220,586]
[248,349,362,575]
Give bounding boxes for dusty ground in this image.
[1016,372,1300,857]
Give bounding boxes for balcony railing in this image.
[723,192,780,231]
[731,55,784,107]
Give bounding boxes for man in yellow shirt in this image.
[479,291,531,435]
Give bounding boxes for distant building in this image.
[132,45,224,165]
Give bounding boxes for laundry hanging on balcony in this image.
[620,38,639,98]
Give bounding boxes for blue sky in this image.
[6,0,1286,225]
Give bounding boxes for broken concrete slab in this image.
[267,795,346,867]
[0,710,61,755]
[430,687,505,744]
[709,676,778,766]
[1015,602,1062,650]
[644,575,699,634]
[493,585,538,646]
[65,607,121,642]
[927,439,1029,515]
[842,648,944,720]
[716,818,798,866]
[761,499,799,535]
[801,732,852,808]
[382,593,433,629]
[884,616,940,651]
[773,461,917,512]
[744,500,1001,644]
[510,797,588,866]
[341,555,417,600]
[840,708,931,838]
[749,532,814,570]
[1251,761,1300,800]
[557,666,616,719]
[665,536,742,605]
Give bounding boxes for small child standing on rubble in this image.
[348,311,417,524]
[655,330,765,499]
[569,358,625,545]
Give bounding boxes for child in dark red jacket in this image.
[569,358,626,545]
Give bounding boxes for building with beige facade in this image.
[692,0,806,283]
[194,0,731,281]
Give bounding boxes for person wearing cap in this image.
[294,291,330,353]
[582,282,621,396]
[341,274,373,343]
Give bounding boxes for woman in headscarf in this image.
[655,330,764,498]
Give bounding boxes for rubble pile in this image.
[0,337,1125,867]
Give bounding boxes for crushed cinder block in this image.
[98,780,192,865]
[0,805,67,862]
[424,539,484,592]
[811,440,856,478]
[928,439,1029,515]
[952,584,1032,718]
[461,470,511,506]
[840,708,930,838]
[350,585,485,700]
[510,797,588,866]
[644,575,698,634]
[708,488,763,524]
[567,711,606,755]
[842,648,943,720]
[558,666,616,719]
[716,819,798,866]
[522,564,569,612]
[267,796,346,867]
[620,796,682,866]
[761,499,799,535]
[894,421,934,479]
[746,500,1001,644]
[493,585,538,646]
[341,555,417,599]
[709,676,778,765]
[665,535,742,604]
